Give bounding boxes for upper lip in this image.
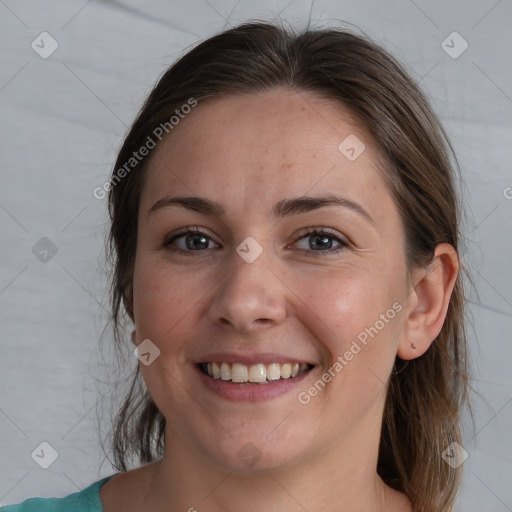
[195,352,316,366]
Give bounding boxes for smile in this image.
[199,362,312,383]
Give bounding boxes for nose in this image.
[207,249,287,334]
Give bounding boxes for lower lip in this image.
[195,365,313,402]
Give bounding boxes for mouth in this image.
[198,361,314,384]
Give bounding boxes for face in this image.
[131,88,412,473]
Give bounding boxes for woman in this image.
[2,20,470,512]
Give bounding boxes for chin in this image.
[198,426,313,474]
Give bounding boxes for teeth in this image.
[266,363,281,381]
[203,362,310,383]
[231,363,248,383]
[220,362,231,381]
[280,363,292,379]
[248,364,266,383]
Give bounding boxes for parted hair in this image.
[105,20,470,512]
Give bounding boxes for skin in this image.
[100,88,459,512]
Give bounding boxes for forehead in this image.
[140,88,392,221]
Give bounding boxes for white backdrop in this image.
[1,0,511,510]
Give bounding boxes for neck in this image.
[139,419,410,512]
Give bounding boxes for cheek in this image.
[299,272,387,348]
[132,256,207,355]
[294,268,404,385]
[131,257,208,416]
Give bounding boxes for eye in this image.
[163,226,349,256]
[293,227,349,256]
[163,227,220,253]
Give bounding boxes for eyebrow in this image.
[148,194,374,224]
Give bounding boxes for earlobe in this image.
[131,329,138,347]
[397,243,459,361]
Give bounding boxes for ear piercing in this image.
[393,342,416,376]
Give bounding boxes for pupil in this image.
[187,235,208,250]
[311,235,331,250]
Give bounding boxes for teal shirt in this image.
[0,474,117,512]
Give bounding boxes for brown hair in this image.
[105,20,470,512]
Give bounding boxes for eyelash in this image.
[162,226,349,257]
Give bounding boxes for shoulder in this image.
[0,475,116,512]
[99,462,160,512]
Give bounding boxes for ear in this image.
[397,243,459,360]
[131,329,138,347]
[123,282,135,323]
